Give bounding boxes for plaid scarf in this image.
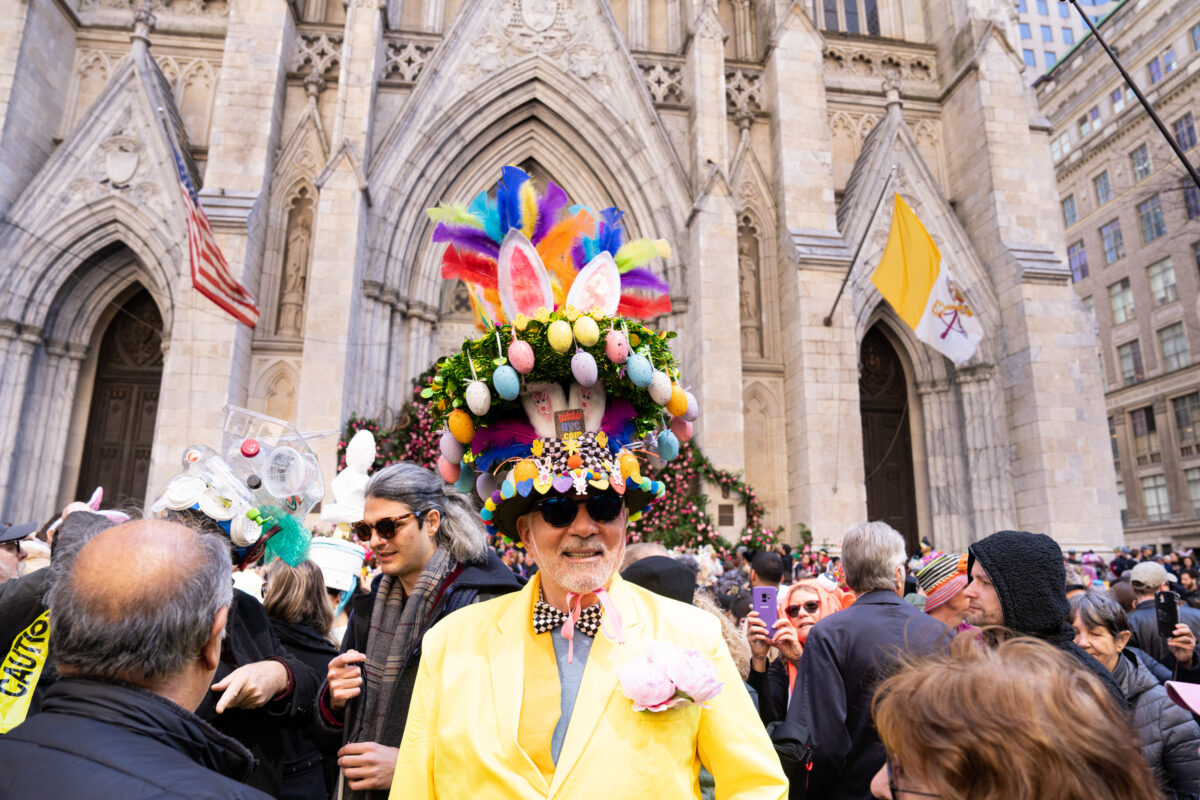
[351,546,453,747]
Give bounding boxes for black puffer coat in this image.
[1113,648,1200,800]
[270,618,340,800]
[0,677,271,799]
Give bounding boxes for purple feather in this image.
[571,241,588,272]
[619,268,669,294]
[470,417,539,455]
[432,223,500,259]
[531,182,568,245]
[599,398,637,444]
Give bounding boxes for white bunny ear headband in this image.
[422,166,699,542]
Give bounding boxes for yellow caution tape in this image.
[0,610,50,733]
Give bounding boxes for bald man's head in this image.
[50,519,232,684]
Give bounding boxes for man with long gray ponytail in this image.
[314,462,522,799]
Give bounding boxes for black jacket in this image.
[270,618,340,800]
[1129,598,1200,677]
[747,657,789,727]
[783,590,949,800]
[197,589,323,797]
[1114,648,1200,800]
[314,551,523,800]
[968,530,1127,708]
[0,677,271,799]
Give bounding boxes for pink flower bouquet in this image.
[616,640,723,712]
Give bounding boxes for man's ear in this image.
[515,514,532,551]
[202,606,228,671]
[424,509,441,539]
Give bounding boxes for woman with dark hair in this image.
[1071,592,1200,800]
[263,559,340,800]
[313,462,523,800]
[869,633,1162,800]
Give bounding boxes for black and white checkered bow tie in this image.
[533,595,603,637]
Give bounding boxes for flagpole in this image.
[1059,0,1200,191]
[822,165,896,327]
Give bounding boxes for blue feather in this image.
[469,190,502,244]
[597,208,625,255]
[497,166,529,233]
[474,443,533,473]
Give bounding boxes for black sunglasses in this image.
[887,760,940,798]
[352,511,425,541]
[535,493,624,528]
[785,601,822,618]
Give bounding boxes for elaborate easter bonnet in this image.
[424,166,698,541]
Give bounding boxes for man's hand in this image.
[339,741,398,790]
[745,611,772,672]
[1168,623,1197,667]
[771,618,804,664]
[328,650,366,712]
[211,660,289,713]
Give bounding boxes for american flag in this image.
[171,142,259,327]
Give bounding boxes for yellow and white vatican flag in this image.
[871,195,982,365]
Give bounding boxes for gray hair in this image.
[365,462,488,565]
[50,526,232,682]
[841,521,907,593]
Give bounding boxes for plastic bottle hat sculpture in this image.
[422,166,697,543]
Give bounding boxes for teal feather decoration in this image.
[262,510,311,567]
[469,190,503,244]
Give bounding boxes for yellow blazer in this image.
[391,573,788,799]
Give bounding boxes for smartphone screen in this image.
[753,585,778,632]
[1157,590,1180,640]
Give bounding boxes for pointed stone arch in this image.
[178,59,217,148]
[251,360,302,423]
[743,380,788,530]
[61,49,114,139]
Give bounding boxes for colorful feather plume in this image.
[440,246,498,290]
[617,293,673,319]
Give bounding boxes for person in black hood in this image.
[0,519,270,799]
[964,530,1127,707]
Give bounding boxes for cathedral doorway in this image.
[76,289,164,507]
[858,324,919,552]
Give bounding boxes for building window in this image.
[1051,131,1071,161]
[1111,87,1127,114]
[1109,415,1119,462]
[1192,22,1200,51]
[1020,22,1031,39]
[1041,24,1053,42]
[1017,0,1026,11]
[1062,27,1075,45]
[1159,322,1190,371]
[1036,0,1048,14]
[1187,469,1200,515]
[1044,51,1057,68]
[1083,294,1096,319]
[1148,258,1178,306]
[1186,181,1200,220]
[1194,241,1200,274]
[1141,474,1170,523]
[1068,241,1089,282]
[1117,480,1127,527]
[1149,57,1163,84]
[1101,219,1125,264]
[1058,1,1069,18]
[1175,113,1197,150]
[1138,195,1167,244]
[1094,171,1112,205]
[1078,106,1101,137]
[1117,340,1143,385]
[813,0,880,35]
[1164,48,1177,75]
[1131,144,1152,181]
[1132,406,1159,462]
[1110,279,1134,324]
[1174,392,1200,445]
[1061,195,1077,227]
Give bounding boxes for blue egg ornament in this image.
[493,364,521,400]
[657,429,680,462]
[453,463,475,494]
[626,353,653,387]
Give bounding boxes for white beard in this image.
[537,534,623,596]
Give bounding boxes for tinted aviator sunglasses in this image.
[785,601,822,618]
[352,511,425,541]
[535,493,624,527]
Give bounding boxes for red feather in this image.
[617,293,672,318]
[440,246,498,290]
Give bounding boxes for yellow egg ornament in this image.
[618,452,642,483]
[547,319,574,353]
[573,316,600,347]
[666,384,688,417]
[448,408,475,444]
[512,459,538,483]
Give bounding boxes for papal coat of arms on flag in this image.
[870,194,982,365]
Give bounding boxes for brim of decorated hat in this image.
[488,478,664,540]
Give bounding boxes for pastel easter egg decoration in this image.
[465,380,492,416]
[453,464,475,494]
[512,459,538,484]
[508,339,535,375]
[648,371,672,405]
[618,452,642,483]
[683,390,700,422]
[439,430,463,463]
[626,353,653,387]
[605,329,630,364]
[670,417,694,443]
[500,480,517,500]
[475,471,499,499]
[666,384,688,417]
[448,409,475,444]
[437,456,461,484]
[573,315,600,347]
[657,429,680,462]
[571,350,599,386]
[493,364,521,401]
[547,319,574,354]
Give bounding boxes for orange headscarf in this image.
[777,578,843,695]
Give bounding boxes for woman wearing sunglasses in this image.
[746,577,843,725]
[313,462,522,800]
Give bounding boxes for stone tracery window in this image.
[812,0,880,35]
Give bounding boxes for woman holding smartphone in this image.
[745,577,843,725]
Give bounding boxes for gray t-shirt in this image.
[548,628,594,764]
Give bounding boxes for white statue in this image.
[320,429,376,525]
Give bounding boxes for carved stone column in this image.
[917,378,971,552]
[0,326,43,520]
[628,0,648,51]
[957,366,1016,539]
